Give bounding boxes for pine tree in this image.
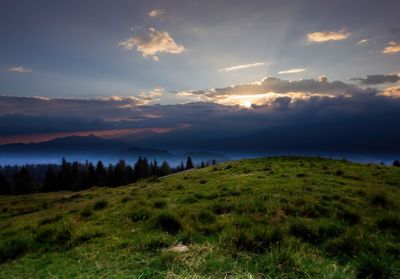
[393,160,400,167]
[159,161,171,176]
[150,160,159,176]
[212,159,217,165]
[43,166,58,192]
[12,167,35,194]
[95,161,107,186]
[200,161,205,168]
[186,156,194,169]
[0,170,12,195]
[59,158,72,190]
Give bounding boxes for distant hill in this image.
[183,151,230,162]
[0,134,129,155]
[118,146,175,161]
[1,157,399,277]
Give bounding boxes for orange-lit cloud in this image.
[278,68,306,74]
[219,62,265,72]
[119,27,185,61]
[148,9,165,18]
[307,29,350,43]
[382,42,400,54]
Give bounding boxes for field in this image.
[1,157,400,278]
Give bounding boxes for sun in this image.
[242,99,252,108]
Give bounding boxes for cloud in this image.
[351,74,400,85]
[1,81,400,155]
[278,68,306,74]
[307,29,351,43]
[5,66,31,73]
[218,62,265,72]
[357,39,369,45]
[190,76,359,99]
[382,42,400,54]
[119,27,185,61]
[148,9,165,18]
[378,86,400,98]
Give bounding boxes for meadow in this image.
[1,156,399,278]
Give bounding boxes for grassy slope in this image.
[0,157,400,278]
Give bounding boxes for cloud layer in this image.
[351,74,400,85]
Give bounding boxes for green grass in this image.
[0,156,400,278]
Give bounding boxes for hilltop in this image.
[1,157,400,278]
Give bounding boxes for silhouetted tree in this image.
[393,160,400,167]
[134,157,150,180]
[212,159,217,165]
[95,161,107,186]
[114,160,128,186]
[43,166,58,192]
[159,161,171,176]
[186,156,194,169]
[150,160,159,176]
[58,158,72,190]
[12,167,36,194]
[200,161,205,168]
[0,170,12,195]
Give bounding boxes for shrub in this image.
[223,227,283,253]
[289,221,317,243]
[212,202,232,215]
[153,200,167,209]
[141,234,172,251]
[337,209,361,225]
[0,236,31,263]
[371,192,390,208]
[93,200,108,210]
[130,208,152,222]
[35,225,72,247]
[335,170,344,176]
[80,207,93,218]
[153,212,182,235]
[377,216,400,232]
[39,215,62,226]
[355,253,398,279]
[197,210,216,224]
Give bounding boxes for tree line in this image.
[0,156,215,195]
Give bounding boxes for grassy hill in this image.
[1,157,400,278]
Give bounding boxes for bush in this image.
[0,236,31,263]
[141,234,172,251]
[212,202,232,215]
[39,215,62,226]
[93,200,108,210]
[35,225,72,247]
[130,208,152,222]
[371,192,390,208]
[337,209,361,225]
[153,212,182,235]
[355,253,398,279]
[80,207,93,218]
[377,216,400,232]
[153,200,167,209]
[223,227,283,253]
[197,210,216,224]
[289,221,317,243]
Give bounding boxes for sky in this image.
[0,0,400,157]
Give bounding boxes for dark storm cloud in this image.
[351,74,400,85]
[1,76,400,154]
[191,77,361,97]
